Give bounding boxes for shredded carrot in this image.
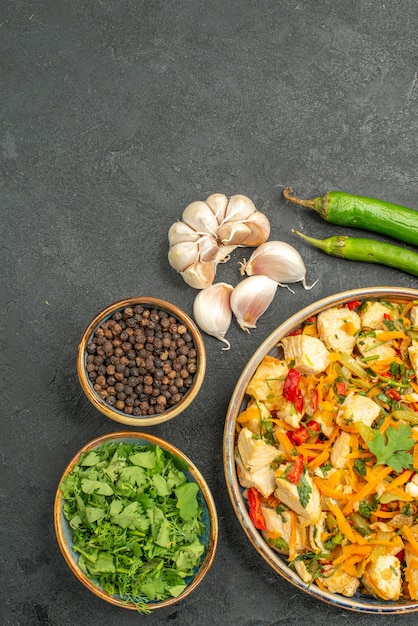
[275,430,296,461]
[327,500,365,545]
[402,526,418,556]
[414,443,418,468]
[342,465,393,516]
[376,330,407,341]
[386,469,413,490]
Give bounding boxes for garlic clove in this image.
[193,282,234,350]
[182,200,219,236]
[221,194,257,224]
[198,234,220,262]
[206,193,229,224]
[217,221,252,246]
[230,274,278,332]
[168,221,201,246]
[168,240,200,272]
[216,244,238,263]
[238,211,271,247]
[240,240,317,289]
[180,259,217,289]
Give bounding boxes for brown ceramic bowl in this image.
[224,286,418,614]
[54,431,218,611]
[77,297,206,427]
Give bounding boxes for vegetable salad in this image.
[235,298,418,601]
[60,441,207,611]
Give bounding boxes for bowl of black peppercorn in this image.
[77,297,206,426]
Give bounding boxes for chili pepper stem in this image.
[292,229,346,258]
[283,187,327,215]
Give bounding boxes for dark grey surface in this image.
[1,1,418,624]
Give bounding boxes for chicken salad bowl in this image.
[223,287,418,613]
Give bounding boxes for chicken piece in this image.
[362,554,401,601]
[319,564,360,597]
[356,335,396,360]
[330,431,352,469]
[309,513,327,553]
[404,547,418,600]
[280,335,330,376]
[293,560,314,584]
[235,455,277,498]
[274,465,321,524]
[317,306,361,354]
[405,473,418,498]
[360,301,391,330]
[246,356,289,410]
[408,341,418,383]
[273,401,302,429]
[237,400,270,435]
[237,427,278,472]
[410,305,418,327]
[260,505,306,553]
[336,392,381,428]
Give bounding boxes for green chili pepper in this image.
[284,187,418,247]
[292,230,418,277]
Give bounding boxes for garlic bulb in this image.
[230,275,278,332]
[206,193,229,223]
[168,193,271,288]
[168,221,201,245]
[240,240,317,289]
[193,282,234,350]
[168,241,200,272]
[182,201,219,236]
[180,259,217,289]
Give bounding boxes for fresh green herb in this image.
[368,424,414,472]
[268,536,289,551]
[60,441,206,611]
[324,531,344,550]
[296,472,312,508]
[358,497,377,519]
[353,458,367,477]
[402,503,412,516]
[356,422,414,472]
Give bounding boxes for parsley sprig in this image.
[60,442,206,611]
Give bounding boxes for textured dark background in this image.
[1,1,417,625]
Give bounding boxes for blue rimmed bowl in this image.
[54,431,218,611]
[223,286,418,614]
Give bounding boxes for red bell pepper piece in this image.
[294,388,304,413]
[283,368,301,403]
[386,387,401,401]
[306,419,321,434]
[247,487,266,530]
[292,425,310,446]
[346,299,361,311]
[310,387,319,412]
[336,381,347,396]
[287,455,304,484]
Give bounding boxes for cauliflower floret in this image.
[405,473,418,498]
[356,335,396,360]
[246,356,289,410]
[360,301,391,330]
[274,465,321,525]
[317,306,361,354]
[330,431,352,469]
[319,564,360,597]
[362,554,401,601]
[280,335,330,376]
[260,505,306,553]
[236,455,277,497]
[237,427,278,472]
[336,392,381,428]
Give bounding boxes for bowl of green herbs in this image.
[54,431,218,612]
